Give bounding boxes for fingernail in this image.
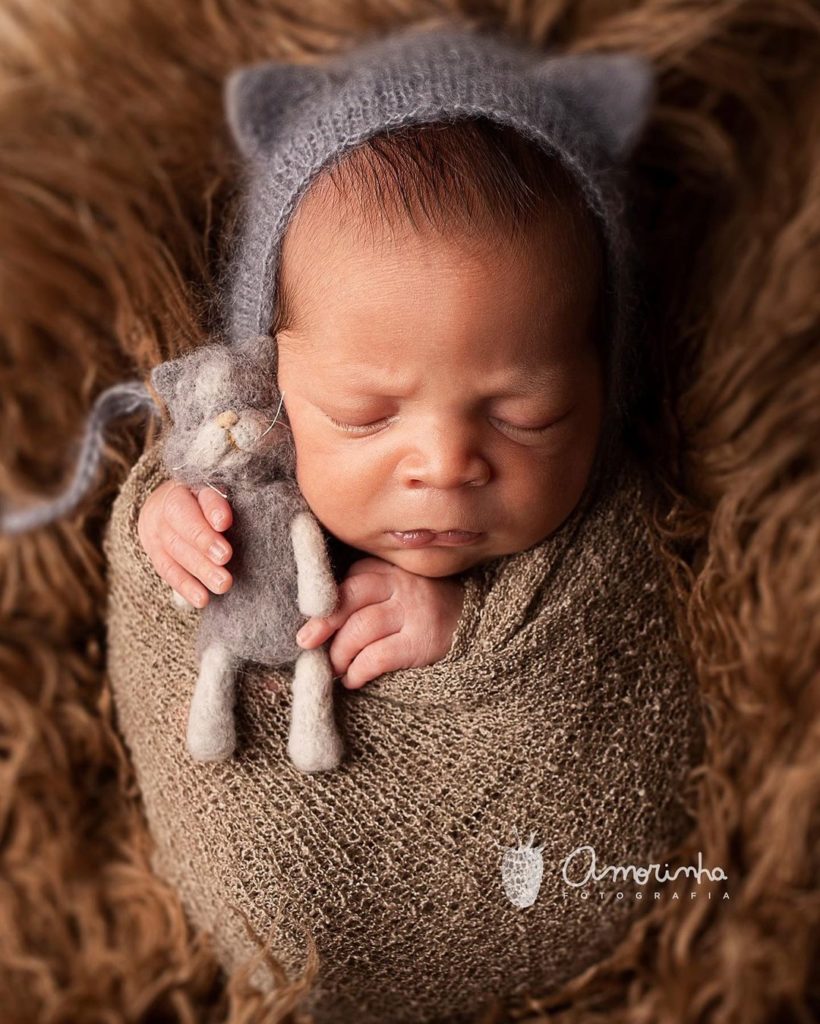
[210,570,228,590]
[296,623,314,645]
[209,541,229,561]
[211,512,226,529]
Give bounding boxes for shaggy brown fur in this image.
[1,1,818,1021]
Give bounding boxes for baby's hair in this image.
[271,116,607,363]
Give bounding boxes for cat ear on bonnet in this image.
[529,51,655,162]
[224,61,330,161]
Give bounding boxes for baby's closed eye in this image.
[320,402,576,441]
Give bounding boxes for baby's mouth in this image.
[388,529,484,548]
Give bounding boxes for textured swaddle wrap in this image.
[104,440,705,1023]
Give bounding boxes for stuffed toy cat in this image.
[148,334,344,773]
[0,331,345,774]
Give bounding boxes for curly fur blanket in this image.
[1,2,818,1022]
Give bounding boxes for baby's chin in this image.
[370,541,491,578]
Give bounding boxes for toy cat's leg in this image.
[290,511,338,618]
[187,641,238,762]
[288,510,344,772]
[288,646,344,773]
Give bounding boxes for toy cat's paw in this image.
[188,717,236,762]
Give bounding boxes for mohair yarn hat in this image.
[220,21,654,516]
[0,21,654,535]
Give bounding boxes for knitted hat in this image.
[0,22,654,535]
[225,24,652,422]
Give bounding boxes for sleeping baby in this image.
[137,112,609,691]
[99,25,707,1022]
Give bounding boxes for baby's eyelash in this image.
[325,412,563,437]
[326,413,392,434]
[490,417,556,436]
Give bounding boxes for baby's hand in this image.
[295,556,465,689]
[137,480,234,607]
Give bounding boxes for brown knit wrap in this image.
[103,442,705,1023]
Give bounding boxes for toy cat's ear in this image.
[235,333,274,363]
[150,358,184,408]
[530,52,655,161]
[224,62,330,160]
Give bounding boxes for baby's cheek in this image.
[291,439,358,531]
[287,424,323,494]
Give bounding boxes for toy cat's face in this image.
[150,336,294,487]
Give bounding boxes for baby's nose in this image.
[216,410,239,428]
[404,424,491,490]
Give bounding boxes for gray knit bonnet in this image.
[0,21,654,534]
[224,23,653,409]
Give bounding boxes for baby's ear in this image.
[530,52,655,161]
[224,61,330,161]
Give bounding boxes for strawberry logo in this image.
[497,825,545,908]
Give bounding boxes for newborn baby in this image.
[137,117,608,690]
[103,28,707,1020]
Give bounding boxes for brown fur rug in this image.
[1,1,818,1021]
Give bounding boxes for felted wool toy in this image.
[149,334,343,772]
[0,324,344,773]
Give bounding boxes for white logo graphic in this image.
[497,825,544,908]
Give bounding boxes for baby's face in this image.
[275,188,604,578]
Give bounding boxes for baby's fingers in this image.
[153,554,210,609]
[295,570,393,649]
[342,632,411,689]
[160,482,232,566]
[195,484,233,533]
[156,517,233,597]
[326,602,404,680]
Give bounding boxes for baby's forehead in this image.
[280,286,594,403]
[278,192,600,334]
[271,133,607,379]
